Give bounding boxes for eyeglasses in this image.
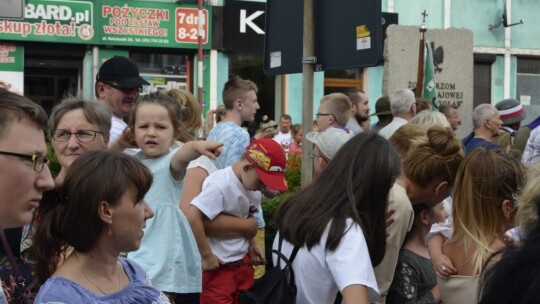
[104,82,143,94]
[0,151,49,172]
[51,129,103,142]
[316,113,337,121]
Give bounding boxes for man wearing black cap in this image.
[95,56,149,148]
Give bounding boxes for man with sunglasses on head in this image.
[95,56,149,154]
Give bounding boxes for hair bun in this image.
[426,126,462,156]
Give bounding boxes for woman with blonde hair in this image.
[478,161,540,304]
[409,110,450,130]
[167,89,202,141]
[514,160,540,236]
[438,148,525,304]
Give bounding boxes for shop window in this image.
[517,57,540,123]
[130,53,190,93]
[324,68,363,94]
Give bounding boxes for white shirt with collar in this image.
[378,117,409,139]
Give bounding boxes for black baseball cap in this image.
[96,56,150,89]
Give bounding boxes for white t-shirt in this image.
[187,155,218,176]
[274,131,293,148]
[110,115,139,155]
[191,167,262,262]
[273,219,380,304]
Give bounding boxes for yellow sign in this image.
[356,25,370,38]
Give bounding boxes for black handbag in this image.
[0,230,37,304]
[239,236,300,304]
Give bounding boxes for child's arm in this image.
[109,128,137,151]
[187,205,223,271]
[247,238,265,263]
[205,215,258,240]
[428,233,457,279]
[171,141,223,180]
[179,167,207,215]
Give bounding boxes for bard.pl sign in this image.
[0,0,211,49]
[0,0,95,43]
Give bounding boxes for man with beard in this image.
[345,89,370,134]
[95,56,149,154]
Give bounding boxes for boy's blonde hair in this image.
[222,76,258,110]
[320,93,351,127]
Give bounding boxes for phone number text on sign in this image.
[175,7,208,44]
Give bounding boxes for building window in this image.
[324,68,363,95]
[517,57,540,124]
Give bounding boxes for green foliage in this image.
[262,154,302,261]
[46,130,61,177]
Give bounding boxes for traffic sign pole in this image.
[301,0,314,188]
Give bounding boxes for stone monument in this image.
[383,25,474,138]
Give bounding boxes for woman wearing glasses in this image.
[27,98,112,285]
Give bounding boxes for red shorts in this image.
[200,255,254,304]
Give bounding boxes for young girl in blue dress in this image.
[119,92,222,303]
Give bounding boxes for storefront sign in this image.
[176,7,208,44]
[0,44,23,71]
[0,0,211,49]
[96,1,211,49]
[223,0,265,53]
[0,0,95,43]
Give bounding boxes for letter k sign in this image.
[240,9,264,34]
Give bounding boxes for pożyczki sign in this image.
[0,0,211,49]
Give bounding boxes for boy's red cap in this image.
[244,138,288,191]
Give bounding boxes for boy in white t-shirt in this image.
[188,138,288,304]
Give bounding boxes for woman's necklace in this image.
[74,251,120,295]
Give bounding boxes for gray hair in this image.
[390,89,415,115]
[48,96,112,142]
[472,103,497,129]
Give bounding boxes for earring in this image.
[107,225,112,237]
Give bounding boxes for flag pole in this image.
[415,10,428,98]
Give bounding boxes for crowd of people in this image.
[1,54,540,304]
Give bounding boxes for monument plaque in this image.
[383,25,473,137]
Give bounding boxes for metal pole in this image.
[301,0,314,188]
[415,10,428,98]
[92,46,99,99]
[197,0,204,107]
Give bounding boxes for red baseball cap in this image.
[244,138,288,191]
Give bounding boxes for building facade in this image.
[1,0,539,128]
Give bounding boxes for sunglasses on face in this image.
[104,82,143,94]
